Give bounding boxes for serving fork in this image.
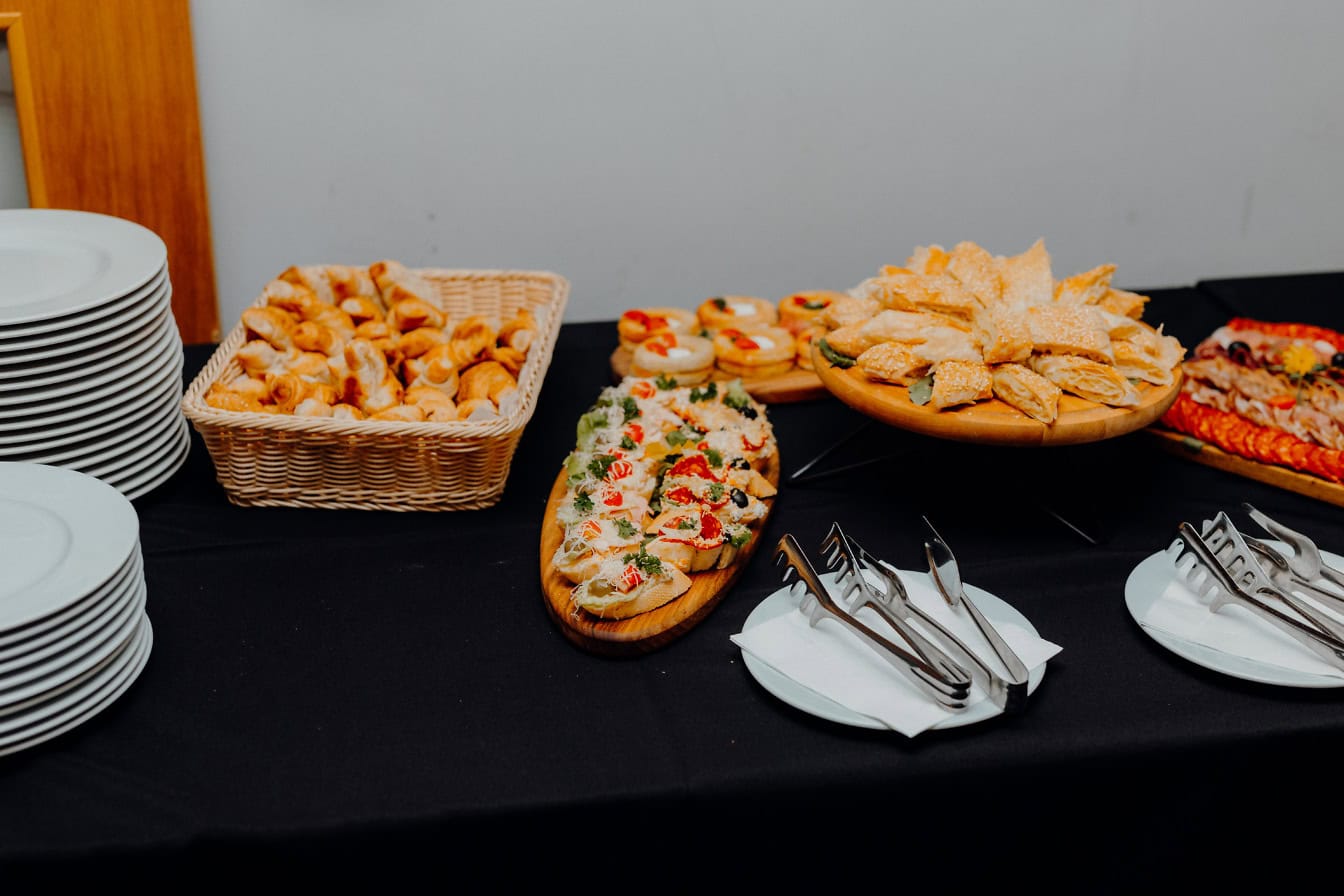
[1168,522,1344,671]
[1243,503,1344,597]
[772,534,971,711]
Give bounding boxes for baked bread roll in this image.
[712,326,795,379]
[241,306,296,350]
[369,259,438,309]
[696,295,777,333]
[341,337,405,414]
[629,333,715,385]
[991,362,1062,424]
[388,297,445,333]
[497,308,539,353]
[278,265,337,305]
[778,291,846,335]
[617,307,698,352]
[459,360,518,405]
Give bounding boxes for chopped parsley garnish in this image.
[722,382,752,410]
[727,528,752,548]
[666,429,688,447]
[621,396,640,422]
[703,447,723,468]
[711,297,727,311]
[689,381,718,403]
[708,481,725,501]
[587,454,617,480]
[621,548,664,577]
[676,517,697,530]
[573,491,594,514]
[614,518,638,538]
[620,435,637,451]
[803,299,827,310]
[655,373,677,390]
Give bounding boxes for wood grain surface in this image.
[610,347,826,404]
[539,453,780,656]
[1146,427,1344,508]
[811,343,1183,446]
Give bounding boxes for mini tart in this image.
[712,326,796,379]
[696,295,778,333]
[616,306,698,352]
[778,290,846,334]
[629,332,715,385]
[794,326,823,371]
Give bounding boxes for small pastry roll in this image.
[1111,339,1174,386]
[354,319,399,359]
[339,296,386,326]
[822,294,881,330]
[205,383,267,414]
[777,291,847,335]
[288,351,337,385]
[278,265,336,305]
[398,326,450,360]
[403,343,458,396]
[323,264,377,301]
[221,373,269,403]
[973,304,1032,365]
[497,307,539,353]
[456,397,499,421]
[856,341,930,386]
[299,303,356,340]
[371,404,427,422]
[448,315,498,368]
[712,325,795,379]
[341,337,404,414]
[1025,304,1114,364]
[458,360,517,405]
[929,359,993,410]
[991,362,1062,425]
[330,403,366,421]
[405,385,457,420]
[1028,353,1141,407]
[292,397,334,417]
[262,278,319,317]
[824,310,955,360]
[388,297,445,333]
[266,373,337,413]
[629,333,715,385]
[617,307,697,352]
[369,259,438,308]
[291,320,346,357]
[696,295,777,333]
[242,306,296,350]
[236,339,295,378]
[486,344,527,377]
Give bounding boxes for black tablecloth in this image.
[3,276,1343,890]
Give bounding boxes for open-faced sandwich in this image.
[551,376,778,620]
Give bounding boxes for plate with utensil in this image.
[1125,504,1344,688]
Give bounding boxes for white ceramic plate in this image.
[0,302,171,384]
[0,284,172,364]
[739,571,1047,730]
[0,313,179,410]
[0,365,182,450]
[1125,548,1344,688]
[0,614,151,757]
[0,551,140,658]
[108,419,191,501]
[0,463,140,632]
[0,209,166,326]
[0,263,168,340]
[73,408,185,481]
[0,385,181,465]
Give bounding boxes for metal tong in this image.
[1242,503,1344,613]
[772,534,971,711]
[1168,522,1344,671]
[1197,511,1344,644]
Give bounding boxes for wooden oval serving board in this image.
[1147,426,1344,509]
[811,343,1183,446]
[610,347,826,404]
[539,453,780,656]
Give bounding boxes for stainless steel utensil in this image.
[1169,522,1344,671]
[1238,532,1344,617]
[921,519,1031,713]
[772,534,971,711]
[1243,503,1344,593]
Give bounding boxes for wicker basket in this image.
[182,268,569,510]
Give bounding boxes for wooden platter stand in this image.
[539,453,780,656]
[610,347,826,404]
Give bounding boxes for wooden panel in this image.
[1,0,219,343]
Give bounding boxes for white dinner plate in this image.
[0,283,172,364]
[0,263,168,340]
[0,364,182,450]
[0,463,140,632]
[0,344,182,437]
[0,301,171,384]
[1125,548,1344,688]
[739,572,1047,730]
[0,581,144,711]
[0,613,151,757]
[72,407,186,480]
[0,312,180,410]
[0,550,140,658]
[0,209,166,326]
[0,385,182,465]
[107,420,191,500]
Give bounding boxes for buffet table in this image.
[2,274,1342,890]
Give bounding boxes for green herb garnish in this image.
[690,381,718,403]
[802,299,826,311]
[614,518,638,538]
[621,395,640,422]
[722,381,751,410]
[666,429,687,447]
[587,454,617,480]
[708,481,725,501]
[703,447,723,468]
[711,297,727,311]
[675,518,697,530]
[573,491,594,514]
[817,337,855,369]
[655,373,677,390]
[621,548,664,577]
[727,528,752,548]
[908,374,934,406]
[620,435,637,451]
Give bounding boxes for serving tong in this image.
[1167,520,1344,671]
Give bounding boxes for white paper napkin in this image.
[1138,552,1344,680]
[732,570,1062,737]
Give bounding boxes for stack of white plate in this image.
[0,208,189,500]
[0,462,152,757]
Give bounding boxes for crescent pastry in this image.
[1028,353,1141,407]
[929,359,993,410]
[278,265,337,305]
[1054,264,1116,305]
[369,259,438,309]
[339,296,386,327]
[456,397,499,421]
[205,384,267,414]
[398,326,450,360]
[371,404,427,422]
[354,319,399,359]
[629,333,715,385]
[946,240,1004,308]
[856,341,930,386]
[991,362,1062,424]
[405,385,458,418]
[1025,304,1114,363]
[330,403,366,421]
[241,306,296,350]
[485,344,526,377]
[299,303,356,340]
[497,308,540,353]
[341,337,404,413]
[290,320,346,357]
[388,297,446,333]
[448,316,499,368]
[266,373,336,413]
[696,295,778,333]
[617,307,699,351]
[998,238,1054,309]
[291,397,334,417]
[262,278,319,317]
[777,291,846,335]
[712,326,796,379]
[236,339,295,378]
[220,373,269,404]
[323,264,377,301]
[459,360,518,405]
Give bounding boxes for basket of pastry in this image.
[182,262,569,510]
[539,376,779,653]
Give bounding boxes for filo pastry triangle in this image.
[1027,353,1141,407]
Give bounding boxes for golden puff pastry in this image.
[388,297,446,333]
[323,264,378,301]
[262,278,319,317]
[1053,264,1116,305]
[290,320,346,357]
[1111,339,1175,386]
[712,325,796,379]
[278,265,337,305]
[403,344,459,398]
[241,306,296,351]
[236,339,296,379]
[617,307,698,352]
[1024,304,1114,364]
[265,373,337,414]
[825,310,962,359]
[369,259,438,309]
[908,326,983,367]
[696,295,777,333]
[997,238,1054,309]
[904,244,951,276]
[205,383,269,414]
[485,344,527,378]
[397,326,450,360]
[447,316,498,369]
[991,362,1062,425]
[405,385,458,422]
[370,404,427,422]
[929,359,993,410]
[339,296,386,327]
[867,269,979,318]
[458,360,518,406]
[945,241,1004,308]
[821,294,881,330]
[497,308,540,354]
[856,341,930,386]
[456,397,499,421]
[1028,353,1141,407]
[341,337,405,414]
[973,304,1033,365]
[1098,287,1150,319]
[629,332,715,385]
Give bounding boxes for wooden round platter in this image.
[610,347,826,404]
[811,342,1183,446]
[539,453,780,656]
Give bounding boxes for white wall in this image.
[189,0,1344,327]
